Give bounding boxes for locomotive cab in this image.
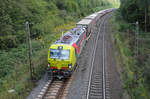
[48,44,76,78]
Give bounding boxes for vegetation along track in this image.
[86,13,112,99]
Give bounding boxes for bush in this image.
[0,35,18,49]
[112,10,150,99]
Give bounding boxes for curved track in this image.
[86,13,112,99]
[36,12,113,99]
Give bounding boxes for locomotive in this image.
[48,27,87,78]
[47,8,113,78]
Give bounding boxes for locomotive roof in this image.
[54,27,85,46]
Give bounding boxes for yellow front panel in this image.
[50,59,70,69]
[48,44,76,70]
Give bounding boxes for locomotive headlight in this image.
[48,63,50,67]
[68,64,72,68]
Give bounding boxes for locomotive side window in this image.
[50,49,70,60]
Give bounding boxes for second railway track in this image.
[86,13,112,99]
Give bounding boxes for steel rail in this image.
[42,80,65,99]
[102,16,106,99]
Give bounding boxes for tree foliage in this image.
[120,0,150,31]
[0,0,100,49]
[116,1,150,98]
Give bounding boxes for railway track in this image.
[36,12,112,99]
[86,14,111,99]
[36,78,71,99]
[43,79,66,99]
[36,71,75,99]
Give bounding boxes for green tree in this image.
[120,0,150,31]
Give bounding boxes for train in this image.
[47,8,114,79]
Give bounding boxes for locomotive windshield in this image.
[50,49,70,60]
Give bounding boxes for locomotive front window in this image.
[50,49,59,59]
[50,49,70,60]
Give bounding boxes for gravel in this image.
[26,73,49,99]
